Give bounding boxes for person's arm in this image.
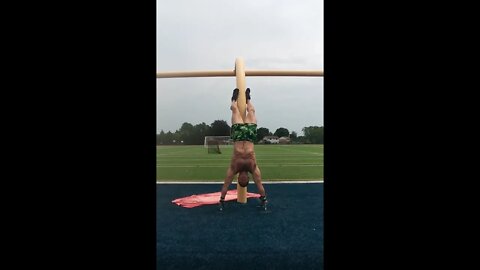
[218,165,236,211]
[220,164,236,200]
[252,164,266,197]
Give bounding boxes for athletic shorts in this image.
[230,123,257,142]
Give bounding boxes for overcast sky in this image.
[157,0,323,136]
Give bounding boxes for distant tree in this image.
[173,131,181,144]
[274,127,289,138]
[192,122,211,145]
[164,131,174,144]
[210,120,230,136]
[179,122,194,144]
[297,136,306,144]
[302,126,324,144]
[157,130,165,145]
[256,127,270,142]
[290,131,298,141]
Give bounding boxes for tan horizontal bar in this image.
[246,70,323,76]
[156,70,235,78]
[156,70,323,78]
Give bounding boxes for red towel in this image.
[172,189,261,208]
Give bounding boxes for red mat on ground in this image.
[172,189,261,208]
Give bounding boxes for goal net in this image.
[204,136,232,154]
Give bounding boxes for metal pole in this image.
[235,58,248,204]
[157,70,323,78]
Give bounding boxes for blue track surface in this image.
[157,183,323,270]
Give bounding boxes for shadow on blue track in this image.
[157,183,323,270]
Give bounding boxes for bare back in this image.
[231,141,256,173]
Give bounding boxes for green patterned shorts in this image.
[231,123,257,142]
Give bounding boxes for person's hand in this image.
[218,198,225,211]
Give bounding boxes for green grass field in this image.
[157,144,323,181]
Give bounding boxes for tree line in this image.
[157,120,324,145]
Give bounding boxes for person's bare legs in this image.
[231,101,244,125]
[244,92,257,154]
[231,101,247,155]
[245,88,256,124]
[245,100,257,124]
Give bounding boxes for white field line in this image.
[156,180,324,184]
[272,147,323,156]
[156,154,323,158]
[156,157,323,161]
[157,164,323,168]
[157,151,323,155]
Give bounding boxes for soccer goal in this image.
[204,136,232,154]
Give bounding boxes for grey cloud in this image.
[157,0,323,135]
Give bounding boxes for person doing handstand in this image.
[219,88,267,210]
